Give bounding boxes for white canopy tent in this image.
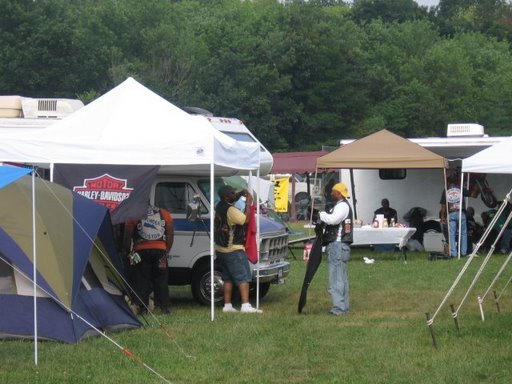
[0,77,259,174]
[0,77,261,319]
[462,136,512,175]
[427,137,512,339]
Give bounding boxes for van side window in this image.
[155,182,198,214]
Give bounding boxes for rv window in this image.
[221,132,265,152]
[223,132,255,143]
[155,182,204,214]
[379,169,406,180]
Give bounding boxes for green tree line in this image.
[1,0,512,151]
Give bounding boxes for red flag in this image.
[245,204,258,264]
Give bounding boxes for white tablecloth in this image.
[353,227,417,249]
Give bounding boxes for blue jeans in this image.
[449,211,467,257]
[216,250,252,285]
[326,241,351,314]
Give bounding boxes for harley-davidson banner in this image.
[53,164,159,224]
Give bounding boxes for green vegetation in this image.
[2,248,511,383]
[2,0,512,150]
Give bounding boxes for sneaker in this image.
[222,305,238,313]
[240,304,263,314]
[329,310,349,316]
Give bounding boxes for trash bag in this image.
[403,207,427,244]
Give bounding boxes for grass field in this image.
[1,243,512,384]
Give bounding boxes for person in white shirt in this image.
[319,183,353,316]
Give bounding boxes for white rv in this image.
[0,95,84,130]
[183,107,274,176]
[339,124,511,228]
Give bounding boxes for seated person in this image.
[373,198,398,252]
[374,198,398,227]
[481,203,512,254]
[466,206,483,254]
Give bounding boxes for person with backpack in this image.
[123,204,174,314]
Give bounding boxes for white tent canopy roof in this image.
[462,136,512,174]
[0,77,259,174]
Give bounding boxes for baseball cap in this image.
[331,183,350,198]
[218,185,236,199]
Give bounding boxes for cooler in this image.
[423,232,445,252]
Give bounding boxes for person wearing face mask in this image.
[214,185,262,314]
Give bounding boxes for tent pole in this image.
[290,173,297,222]
[210,163,215,321]
[493,290,500,313]
[425,312,437,349]
[254,169,261,309]
[477,295,485,321]
[309,169,319,235]
[450,304,460,331]
[32,168,38,365]
[458,174,464,259]
[349,169,357,219]
[444,168,450,258]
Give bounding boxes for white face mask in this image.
[234,196,246,212]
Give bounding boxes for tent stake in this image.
[477,296,485,322]
[450,304,459,331]
[425,312,437,349]
[493,290,501,313]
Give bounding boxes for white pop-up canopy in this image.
[427,136,512,332]
[0,78,262,320]
[0,77,260,174]
[462,136,512,174]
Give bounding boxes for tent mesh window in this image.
[0,255,16,294]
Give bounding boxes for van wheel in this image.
[249,282,271,300]
[191,262,224,306]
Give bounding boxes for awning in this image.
[271,151,328,174]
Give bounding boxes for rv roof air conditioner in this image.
[21,97,84,119]
[446,123,485,137]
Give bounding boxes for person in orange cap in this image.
[319,183,353,316]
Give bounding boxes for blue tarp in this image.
[0,165,31,189]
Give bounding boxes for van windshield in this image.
[197,178,226,205]
[197,177,249,211]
